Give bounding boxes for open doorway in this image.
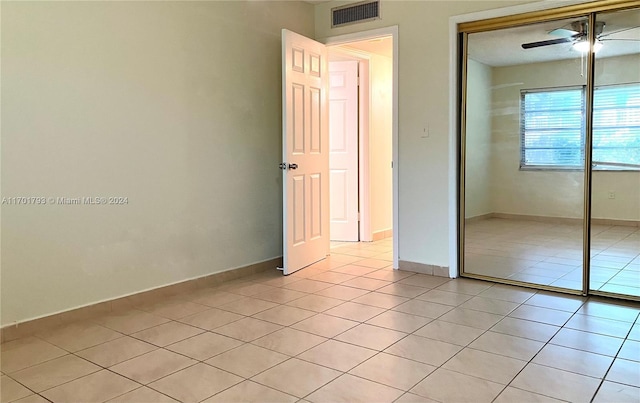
[328,37,393,245]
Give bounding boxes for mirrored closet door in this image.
[590,7,640,298]
[459,2,640,300]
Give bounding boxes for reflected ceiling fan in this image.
[521,20,640,50]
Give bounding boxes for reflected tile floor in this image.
[2,238,640,403]
[465,218,640,297]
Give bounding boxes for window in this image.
[520,83,640,170]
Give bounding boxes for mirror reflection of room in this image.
[462,9,639,297]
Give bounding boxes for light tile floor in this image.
[1,238,639,402]
[465,218,640,297]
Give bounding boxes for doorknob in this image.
[288,163,298,170]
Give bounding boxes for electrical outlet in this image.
[608,191,615,199]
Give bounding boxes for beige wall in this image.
[2,0,556,325]
[315,0,535,266]
[489,53,640,220]
[464,59,493,219]
[370,53,393,235]
[1,1,314,325]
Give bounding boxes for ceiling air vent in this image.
[332,1,380,28]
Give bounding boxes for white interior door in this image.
[282,29,329,275]
[329,61,360,242]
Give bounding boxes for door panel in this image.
[331,101,348,150]
[310,87,322,153]
[292,175,305,246]
[310,173,322,239]
[282,29,329,275]
[292,84,305,153]
[329,60,359,241]
[330,169,348,222]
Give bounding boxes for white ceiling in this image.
[467,9,640,67]
[341,37,393,58]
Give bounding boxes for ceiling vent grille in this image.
[332,1,380,28]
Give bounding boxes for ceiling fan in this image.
[521,20,640,50]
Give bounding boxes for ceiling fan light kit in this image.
[573,39,604,53]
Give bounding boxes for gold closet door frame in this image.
[457,1,640,301]
[458,0,640,33]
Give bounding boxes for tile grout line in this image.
[489,296,583,402]
[410,290,537,402]
[4,246,638,402]
[588,310,640,402]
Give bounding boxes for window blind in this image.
[520,83,640,170]
[521,88,584,167]
[592,84,640,167]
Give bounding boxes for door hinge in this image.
[357,212,361,221]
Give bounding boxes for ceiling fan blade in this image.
[599,25,640,39]
[599,38,640,42]
[549,28,578,37]
[521,37,573,49]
